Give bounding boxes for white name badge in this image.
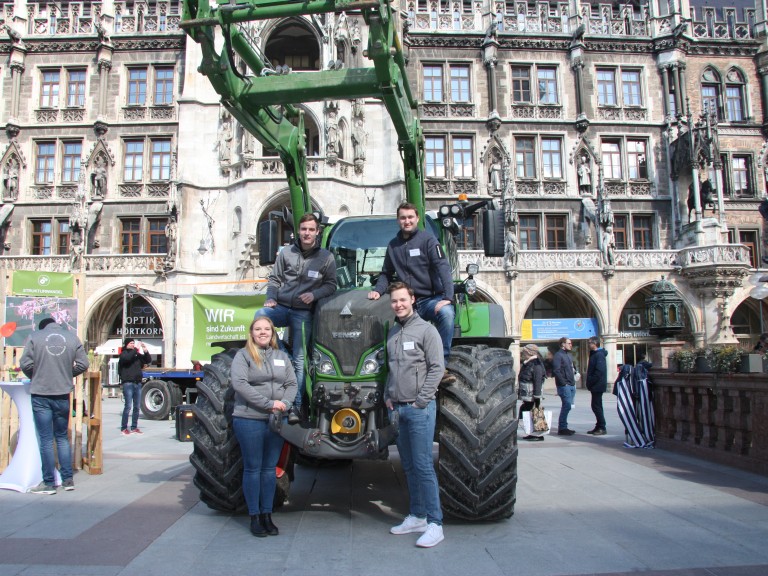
[403,341,415,351]
[273,359,286,367]
[307,270,320,278]
[409,248,421,257]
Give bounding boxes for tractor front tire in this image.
[140,379,172,420]
[438,345,517,521]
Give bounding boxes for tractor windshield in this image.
[326,216,440,290]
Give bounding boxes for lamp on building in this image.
[645,275,685,339]
[197,238,208,255]
[748,273,768,331]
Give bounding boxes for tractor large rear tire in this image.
[438,345,517,521]
[189,349,246,513]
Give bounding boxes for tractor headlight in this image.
[466,262,479,276]
[313,350,337,375]
[465,278,477,295]
[360,347,385,375]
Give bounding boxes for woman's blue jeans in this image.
[32,394,72,486]
[233,416,285,516]
[391,400,443,525]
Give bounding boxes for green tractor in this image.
[181,0,517,521]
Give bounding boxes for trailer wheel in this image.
[189,349,290,514]
[140,379,172,420]
[438,345,517,521]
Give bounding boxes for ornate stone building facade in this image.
[0,0,766,372]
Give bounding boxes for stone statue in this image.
[489,152,503,194]
[504,228,519,269]
[90,157,107,199]
[165,219,178,260]
[218,114,233,163]
[4,159,19,200]
[577,155,592,193]
[352,118,366,163]
[601,224,616,267]
[326,106,339,158]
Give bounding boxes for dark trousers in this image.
[590,390,606,430]
[518,397,541,419]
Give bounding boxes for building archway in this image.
[264,18,321,71]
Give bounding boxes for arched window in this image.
[701,68,722,119]
[265,19,320,71]
[725,68,747,122]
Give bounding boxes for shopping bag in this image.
[531,405,550,433]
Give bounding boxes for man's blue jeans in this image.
[233,416,285,516]
[391,400,443,525]
[415,296,454,362]
[32,394,72,486]
[122,381,141,431]
[255,305,310,407]
[557,385,576,430]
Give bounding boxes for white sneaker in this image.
[390,515,428,535]
[416,523,444,548]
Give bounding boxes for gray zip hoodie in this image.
[266,241,337,310]
[20,323,89,396]
[231,346,298,420]
[385,312,444,408]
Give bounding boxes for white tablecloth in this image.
[0,381,44,492]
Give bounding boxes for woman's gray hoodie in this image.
[231,346,298,420]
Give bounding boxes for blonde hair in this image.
[246,317,279,368]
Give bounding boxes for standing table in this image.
[0,381,48,492]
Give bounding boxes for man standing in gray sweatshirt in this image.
[20,317,89,494]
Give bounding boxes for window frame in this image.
[31,219,53,255]
[545,214,567,249]
[423,64,444,103]
[120,217,142,254]
[425,135,446,178]
[621,69,642,107]
[127,67,148,106]
[601,140,623,180]
[40,69,61,109]
[61,141,82,184]
[150,138,172,181]
[731,155,753,198]
[451,135,474,178]
[35,141,56,184]
[541,137,563,179]
[518,214,541,250]
[147,217,169,254]
[515,136,536,179]
[153,66,174,106]
[632,214,654,249]
[66,68,86,108]
[123,140,145,182]
[596,68,617,106]
[537,66,559,105]
[449,64,471,103]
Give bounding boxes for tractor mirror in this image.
[258,219,279,266]
[482,209,505,257]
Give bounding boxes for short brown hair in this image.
[396,202,419,217]
[299,213,320,226]
[559,337,570,347]
[388,281,414,297]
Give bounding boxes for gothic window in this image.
[40,70,60,108]
[425,136,446,177]
[601,140,622,179]
[515,137,535,178]
[450,65,471,103]
[596,69,616,106]
[632,215,654,249]
[511,67,532,103]
[452,136,473,178]
[147,218,169,253]
[701,68,722,119]
[518,215,541,250]
[731,155,753,198]
[545,215,567,249]
[627,139,648,180]
[128,68,147,106]
[123,140,145,181]
[621,69,642,106]
[151,139,172,180]
[541,138,562,178]
[120,218,141,253]
[725,69,746,122]
[154,67,174,106]
[35,142,56,183]
[537,67,558,104]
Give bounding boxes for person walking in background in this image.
[585,336,608,436]
[255,212,337,423]
[20,317,89,494]
[118,338,152,436]
[231,317,297,538]
[385,282,445,548]
[368,201,457,385]
[552,337,576,436]
[518,344,546,441]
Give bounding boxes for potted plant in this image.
[703,345,744,374]
[670,348,696,373]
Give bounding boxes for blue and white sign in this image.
[521,318,599,341]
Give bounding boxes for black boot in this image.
[250,515,268,537]
[260,513,279,536]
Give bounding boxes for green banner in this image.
[191,294,266,361]
[12,270,74,297]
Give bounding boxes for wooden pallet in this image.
[82,372,103,474]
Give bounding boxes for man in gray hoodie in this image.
[385,282,445,548]
[20,317,89,494]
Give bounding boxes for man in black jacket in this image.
[586,336,608,435]
[118,338,152,435]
